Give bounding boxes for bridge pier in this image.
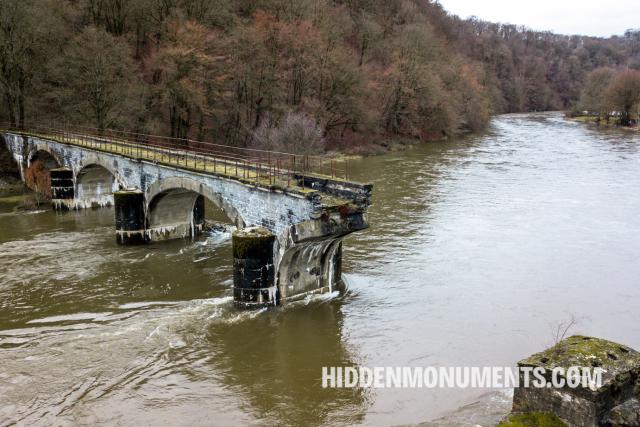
[231,209,366,308]
[50,168,74,211]
[114,189,147,245]
[275,208,366,303]
[232,227,277,308]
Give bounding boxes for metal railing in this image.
[0,122,349,188]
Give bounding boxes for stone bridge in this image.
[0,130,371,308]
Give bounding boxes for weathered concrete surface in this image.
[147,189,205,241]
[145,176,242,240]
[276,206,367,302]
[512,335,640,426]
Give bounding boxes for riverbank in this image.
[326,126,483,157]
[0,176,52,213]
[0,175,24,195]
[568,115,640,131]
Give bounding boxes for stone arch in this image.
[25,148,62,197]
[76,155,128,190]
[75,164,121,209]
[145,176,245,241]
[146,189,205,241]
[27,147,63,169]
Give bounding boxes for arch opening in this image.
[25,150,61,198]
[146,188,236,241]
[76,164,119,208]
[144,177,245,242]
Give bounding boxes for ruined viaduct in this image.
[0,127,371,307]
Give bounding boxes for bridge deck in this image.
[2,125,362,202]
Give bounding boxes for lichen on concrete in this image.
[519,335,640,386]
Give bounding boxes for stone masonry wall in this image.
[1,132,316,236]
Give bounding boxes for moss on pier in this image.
[498,412,566,427]
[518,335,640,384]
[232,227,275,259]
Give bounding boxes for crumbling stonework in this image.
[511,335,640,426]
[605,397,640,426]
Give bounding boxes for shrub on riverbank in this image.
[24,160,52,199]
[0,175,25,195]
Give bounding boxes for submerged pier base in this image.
[233,227,277,308]
[114,189,147,245]
[50,168,74,211]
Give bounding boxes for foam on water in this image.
[117,301,182,310]
[27,312,114,324]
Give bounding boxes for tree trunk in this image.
[170,104,177,138]
[18,73,25,129]
[197,113,205,141]
[359,36,367,67]
[621,108,631,127]
[5,94,16,127]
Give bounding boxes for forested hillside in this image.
[1,0,639,153]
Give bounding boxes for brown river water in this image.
[1,112,639,426]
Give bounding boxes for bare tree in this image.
[54,26,144,131]
[579,68,616,122]
[253,112,325,154]
[0,0,63,128]
[550,314,579,347]
[607,69,640,126]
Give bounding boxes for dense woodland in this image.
[1,0,639,154]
